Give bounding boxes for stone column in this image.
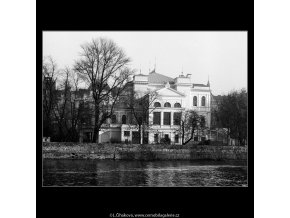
[207,94,210,108]
[160,111,163,126]
[140,125,143,144]
[130,130,132,143]
[171,111,174,126]
[170,132,175,145]
[148,132,154,144]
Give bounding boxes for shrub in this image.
[160,137,171,145]
[110,139,121,144]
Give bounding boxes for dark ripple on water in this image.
[43,159,247,187]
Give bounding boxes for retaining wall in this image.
[42,142,247,160]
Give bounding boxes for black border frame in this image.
[37,1,254,217]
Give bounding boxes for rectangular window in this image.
[124,131,130,137]
[175,134,179,143]
[163,112,171,125]
[173,112,181,125]
[154,134,158,143]
[153,112,161,125]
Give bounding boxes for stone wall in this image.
[42,142,247,160]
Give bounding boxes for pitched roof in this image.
[148,70,174,84]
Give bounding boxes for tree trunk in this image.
[93,126,99,143]
[92,102,99,143]
[183,128,195,145]
[182,122,185,145]
[227,128,230,146]
[142,126,146,144]
[139,124,142,144]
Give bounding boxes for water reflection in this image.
[43,159,247,187]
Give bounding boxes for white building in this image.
[98,70,211,145]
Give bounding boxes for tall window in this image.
[154,102,161,107]
[193,96,197,106]
[164,102,171,107]
[111,115,116,124]
[174,103,181,108]
[153,112,161,125]
[175,134,179,143]
[122,115,127,124]
[173,112,181,125]
[201,96,206,106]
[163,112,171,125]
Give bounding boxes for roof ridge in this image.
[148,71,174,84]
[153,72,174,80]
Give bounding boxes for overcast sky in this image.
[43,31,247,95]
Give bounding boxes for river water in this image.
[43,159,247,187]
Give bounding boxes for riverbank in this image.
[42,142,247,160]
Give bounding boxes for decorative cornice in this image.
[134,81,149,84]
[190,88,211,92]
[175,83,192,86]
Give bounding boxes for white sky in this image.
[43,31,247,95]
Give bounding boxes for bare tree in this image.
[45,65,89,142]
[125,90,159,144]
[174,110,206,145]
[42,56,59,138]
[52,67,75,141]
[66,69,84,141]
[74,38,134,143]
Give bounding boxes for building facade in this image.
[91,70,212,145]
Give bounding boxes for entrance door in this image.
[154,134,159,143]
[143,132,148,144]
[132,131,140,144]
[163,134,170,144]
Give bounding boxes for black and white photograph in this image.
[13,0,290,217]
[42,31,248,187]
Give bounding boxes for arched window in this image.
[174,103,181,108]
[164,102,171,107]
[193,96,197,106]
[201,96,206,106]
[122,115,127,124]
[111,114,116,124]
[154,102,161,107]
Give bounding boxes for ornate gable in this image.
[156,87,185,97]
